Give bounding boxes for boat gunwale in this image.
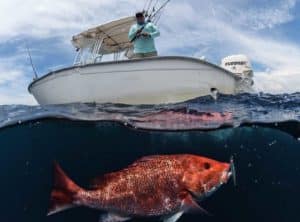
[28,56,238,93]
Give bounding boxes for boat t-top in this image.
[28,1,254,105]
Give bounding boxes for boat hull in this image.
[28,56,241,105]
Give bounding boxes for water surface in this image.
[0,93,299,222]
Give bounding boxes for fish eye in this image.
[204,162,211,170]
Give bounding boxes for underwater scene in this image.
[0,93,300,222]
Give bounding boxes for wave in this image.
[0,93,299,135]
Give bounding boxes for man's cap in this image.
[135,12,145,18]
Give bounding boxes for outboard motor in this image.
[221,55,254,92]
[221,54,253,79]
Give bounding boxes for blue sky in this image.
[0,0,299,105]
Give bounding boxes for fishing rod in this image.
[131,0,171,42]
[148,0,171,21]
[130,24,147,43]
[154,0,160,10]
[152,8,164,24]
[143,0,149,11]
[145,0,154,14]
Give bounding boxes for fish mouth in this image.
[207,158,236,196]
[206,183,222,197]
[219,157,236,187]
[192,158,237,201]
[220,168,231,184]
[199,176,227,199]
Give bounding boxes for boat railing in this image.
[73,38,126,66]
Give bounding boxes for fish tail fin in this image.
[47,161,82,216]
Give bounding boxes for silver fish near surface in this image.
[48,154,232,222]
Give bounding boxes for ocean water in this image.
[0,93,299,222]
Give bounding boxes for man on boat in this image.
[128,12,160,59]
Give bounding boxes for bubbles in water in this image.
[268,140,277,146]
[256,154,262,159]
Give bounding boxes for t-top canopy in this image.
[71,16,136,55]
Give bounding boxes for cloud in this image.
[0,0,299,104]
[212,0,297,30]
[0,55,36,105]
[254,71,300,94]
[158,0,300,93]
[0,68,22,86]
[0,0,144,41]
[0,72,36,105]
[0,91,36,105]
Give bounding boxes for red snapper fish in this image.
[48,154,233,222]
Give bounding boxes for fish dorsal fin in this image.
[89,173,116,189]
[182,192,211,216]
[89,176,105,189]
[90,155,169,189]
[129,155,166,166]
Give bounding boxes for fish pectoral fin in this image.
[182,194,211,216]
[99,212,131,222]
[163,211,184,222]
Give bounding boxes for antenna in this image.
[25,42,38,80]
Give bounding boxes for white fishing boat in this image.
[28,7,254,105]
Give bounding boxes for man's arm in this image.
[148,23,160,38]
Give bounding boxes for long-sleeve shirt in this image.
[128,22,160,54]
